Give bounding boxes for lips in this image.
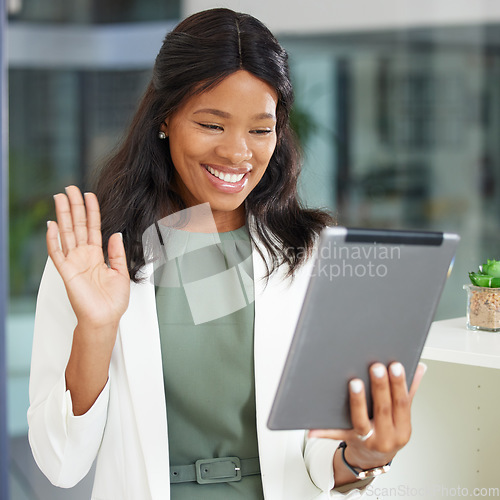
[202,163,250,193]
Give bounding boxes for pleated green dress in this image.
[154,225,265,499]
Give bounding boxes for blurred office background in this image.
[2,0,500,498]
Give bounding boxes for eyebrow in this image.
[193,108,276,121]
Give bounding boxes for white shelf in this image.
[422,316,500,369]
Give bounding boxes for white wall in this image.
[8,21,175,68]
[182,0,500,34]
[375,358,500,499]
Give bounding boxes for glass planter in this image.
[463,284,500,332]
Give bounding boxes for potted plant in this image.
[464,260,500,331]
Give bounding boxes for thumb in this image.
[108,233,129,278]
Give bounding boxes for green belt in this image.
[170,457,260,485]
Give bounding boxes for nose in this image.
[215,133,252,164]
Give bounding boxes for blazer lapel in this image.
[119,263,170,499]
[252,240,316,497]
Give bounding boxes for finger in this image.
[65,186,88,246]
[370,363,394,437]
[347,378,372,439]
[308,378,372,442]
[84,192,102,248]
[388,362,412,441]
[46,220,66,270]
[408,362,427,402]
[108,233,129,278]
[54,192,76,255]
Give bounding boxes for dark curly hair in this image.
[94,7,333,282]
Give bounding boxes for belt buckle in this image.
[195,457,242,484]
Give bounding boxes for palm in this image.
[47,187,130,330]
[59,244,130,327]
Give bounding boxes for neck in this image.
[160,200,246,233]
[212,205,246,232]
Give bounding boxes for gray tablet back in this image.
[267,227,459,430]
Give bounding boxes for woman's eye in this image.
[199,123,223,131]
[251,129,273,135]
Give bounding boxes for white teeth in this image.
[206,166,245,183]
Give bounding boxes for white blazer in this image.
[28,238,368,499]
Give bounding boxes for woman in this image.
[28,8,425,499]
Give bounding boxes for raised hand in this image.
[47,186,130,330]
[47,185,130,415]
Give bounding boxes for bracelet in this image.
[338,441,392,480]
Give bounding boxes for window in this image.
[7,12,176,499]
[283,25,500,320]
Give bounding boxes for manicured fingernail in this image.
[47,220,52,229]
[372,364,385,378]
[390,362,403,377]
[350,379,363,394]
[117,232,123,240]
[419,362,428,374]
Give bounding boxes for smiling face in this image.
[162,70,278,232]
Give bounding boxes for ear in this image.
[160,120,168,137]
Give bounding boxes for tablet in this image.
[267,227,459,430]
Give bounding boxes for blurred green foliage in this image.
[8,151,52,297]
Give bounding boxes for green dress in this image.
[154,225,264,499]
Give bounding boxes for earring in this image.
[158,131,167,139]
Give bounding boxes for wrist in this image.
[74,320,120,350]
[339,442,392,480]
[343,441,394,470]
[76,317,120,334]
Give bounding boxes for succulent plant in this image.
[469,259,500,288]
